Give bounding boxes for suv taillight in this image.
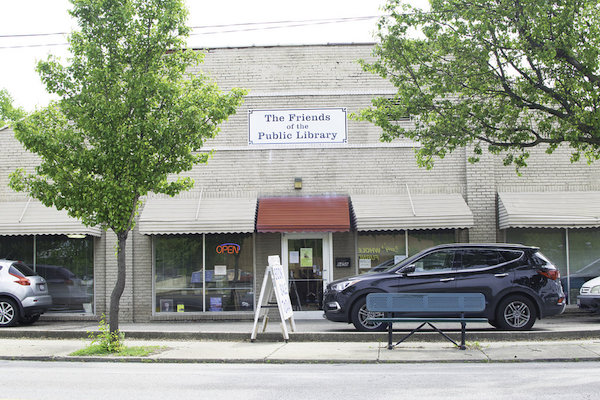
[538,269,559,280]
[10,272,31,286]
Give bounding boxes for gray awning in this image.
[0,200,101,237]
[138,197,257,234]
[498,191,600,229]
[351,193,474,231]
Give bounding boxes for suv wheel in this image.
[495,295,537,330]
[20,314,40,326]
[351,296,387,332]
[0,298,19,327]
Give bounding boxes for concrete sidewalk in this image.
[0,311,599,363]
[1,337,600,363]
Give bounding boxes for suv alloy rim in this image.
[0,300,16,325]
[358,303,384,329]
[503,300,531,329]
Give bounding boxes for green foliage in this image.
[9,0,246,234]
[8,0,246,335]
[0,89,26,127]
[88,314,125,353]
[70,344,163,357]
[74,316,164,356]
[359,0,600,169]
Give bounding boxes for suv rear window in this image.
[457,249,502,269]
[10,262,36,277]
[457,249,524,270]
[499,250,524,263]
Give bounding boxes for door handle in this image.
[440,278,455,282]
[494,273,509,277]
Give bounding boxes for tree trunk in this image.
[109,231,129,335]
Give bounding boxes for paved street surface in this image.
[2,361,600,400]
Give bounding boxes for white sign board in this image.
[248,108,347,145]
[269,257,294,319]
[251,256,296,342]
[359,258,372,270]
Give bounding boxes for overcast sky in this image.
[0,0,429,112]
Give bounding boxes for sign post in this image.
[251,255,296,342]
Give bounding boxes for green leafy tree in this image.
[0,89,26,127]
[9,0,246,336]
[360,0,600,169]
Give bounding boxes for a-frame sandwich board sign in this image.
[251,255,296,342]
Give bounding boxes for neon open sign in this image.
[216,243,241,254]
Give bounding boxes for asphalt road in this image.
[3,360,599,399]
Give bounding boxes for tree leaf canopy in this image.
[360,0,600,169]
[10,0,246,234]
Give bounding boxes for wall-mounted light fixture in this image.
[67,234,87,239]
[294,177,302,190]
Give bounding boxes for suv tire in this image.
[20,314,40,326]
[0,298,19,327]
[495,295,537,330]
[350,296,387,332]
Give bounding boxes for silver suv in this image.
[0,260,52,327]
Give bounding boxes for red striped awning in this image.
[256,196,351,232]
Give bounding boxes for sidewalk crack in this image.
[265,342,288,360]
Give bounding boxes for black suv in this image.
[323,244,566,331]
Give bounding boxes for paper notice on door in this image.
[300,248,313,267]
[289,251,300,264]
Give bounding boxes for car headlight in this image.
[591,285,600,294]
[330,280,359,292]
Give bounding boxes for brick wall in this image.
[5,44,600,322]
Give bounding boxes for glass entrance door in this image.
[283,233,331,315]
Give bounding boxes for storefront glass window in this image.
[0,235,94,313]
[357,232,406,273]
[408,230,455,256]
[154,233,254,313]
[566,228,600,302]
[205,234,254,312]
[505,228,567,275]
[154,235,203,313]
[0,236,33,263]
[36,236,94,313]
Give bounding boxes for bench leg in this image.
[460,321,466,350]
[422,323,460,349]
[392,322,428,348]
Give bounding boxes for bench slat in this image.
[365,293,487,351]
[367,292,485,313]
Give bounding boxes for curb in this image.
[1,329,599,342]
[2,354,600,364]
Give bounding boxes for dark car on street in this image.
[560,258,600,303]
[323,244,566,331]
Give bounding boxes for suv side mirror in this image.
[400,265,416,275]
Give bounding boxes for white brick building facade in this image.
[2,44,600,322]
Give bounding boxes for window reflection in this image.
[357,232,406,273]
[408,230,455,256]
[154,233,254,313]
[0,235,94,313]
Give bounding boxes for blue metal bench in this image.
[366,292,487,350]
